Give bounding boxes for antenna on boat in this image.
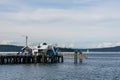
[26,36,28,47]
[22,35,28,47]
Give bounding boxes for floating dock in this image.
[0,54,63,64]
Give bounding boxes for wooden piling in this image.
[61,55,64,63]
[42,54,45,63]
[79,51,83,64]
[34,55,37,63]
[74,51,78,64]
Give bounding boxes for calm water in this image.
[1,52,120,80]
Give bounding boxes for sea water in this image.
[1,52,120,80]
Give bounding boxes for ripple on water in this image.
[1,55,120,80]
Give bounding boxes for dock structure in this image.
[0,55,63,64]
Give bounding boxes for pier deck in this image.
[0,55,63,64]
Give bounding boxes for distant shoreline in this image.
[0,45,120,52]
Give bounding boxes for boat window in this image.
[38,46,40,48]
[43,43,47,45]
[47,50,54,56]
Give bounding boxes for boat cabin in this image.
[32,43,58,56]
[22,46,32,55]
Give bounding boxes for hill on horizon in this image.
[0,45,23,52]
[0,45,120,52]
[86,46,120,52]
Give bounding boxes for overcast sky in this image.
[0,0,120,48]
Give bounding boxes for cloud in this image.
[0,40,14,45]
[68,43,74,48]
[0,0,120,48]
[97,42,120,48]
[0,6,120,45]
[57,42,75,48]
[0,0,120,23]
[57,43,66,48]
[0,0,10,4]
[1,7,119,23]
[73,0,99,4]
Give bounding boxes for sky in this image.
[0,0,120,48]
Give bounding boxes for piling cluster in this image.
[0,54,63,64]
[74,51,83,64]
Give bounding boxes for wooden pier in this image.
[0,55,63,64]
